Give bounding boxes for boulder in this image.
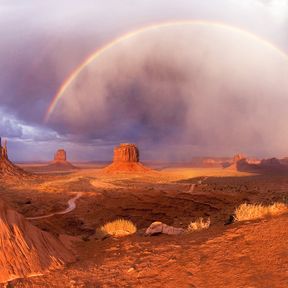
[145,221,185,236]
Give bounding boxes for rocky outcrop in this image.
[226,153,248,171]
[0,138,8,160]
[232,153,247,163]
[0,137,28,178]
[103,143,151,173]
[0,199,75,283]
[227,153,262,171]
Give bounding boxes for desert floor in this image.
[0,164,288,287]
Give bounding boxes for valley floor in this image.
[1,166,288,287]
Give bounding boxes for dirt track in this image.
[27,192,83,220]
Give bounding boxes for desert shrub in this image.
[187,217,210,232]
[234,202,288,222]
[100,218,137,237]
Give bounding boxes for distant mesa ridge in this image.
[103,143,151,173]
[227,153,288,173]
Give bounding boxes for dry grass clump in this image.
[187,217,210,232]
[100,218,137,237]
[234,202,288,222]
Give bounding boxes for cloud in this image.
[1,0,288,161]
[0,108,60,142]
[0,109,23,138]
[48,24,288,159]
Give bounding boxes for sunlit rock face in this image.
[104,143,151,173]
[113,144,139,163]
[0,199,75,283]
[0,137,8,160]
[54,149,67,162]
[0,138,28,177]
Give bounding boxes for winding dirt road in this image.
[187,176,209,193]
[27,192,83,220]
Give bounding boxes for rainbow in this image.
[45,20,288,122]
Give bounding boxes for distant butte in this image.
[46,149,77,171]
[54,149,67,162]
[103,143,151,173]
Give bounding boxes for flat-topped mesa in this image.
[54,149,67,162]
[113,144,139,163]
[260,157,281,167]
[103,143,152,173]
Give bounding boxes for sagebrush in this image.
[100,218,137,237]
[187,217,210,232]
[234,202,287,222]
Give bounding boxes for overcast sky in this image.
[0,0,288,161]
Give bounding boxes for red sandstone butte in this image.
[54,149,67,162]
[103,143,151,173]
[46,149,77,171]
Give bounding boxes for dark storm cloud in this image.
[0,0,288,160]
[0,108,60,141]
[48,25,288,160]
[0,26,101,124]
[0,109,23,138]
[0,0,286,124]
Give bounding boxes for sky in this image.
[0,0,288,161]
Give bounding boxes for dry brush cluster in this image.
[234,202,288,222]
[99,218,137,237]
[187,217,211,232]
